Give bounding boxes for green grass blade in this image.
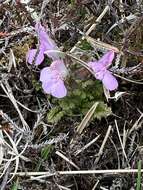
[11,178,19,190]
[136,160,142,190]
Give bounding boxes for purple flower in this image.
[88,51,118,91]
[26,22,59,65]
[40,60,68,98]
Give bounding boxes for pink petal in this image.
[35,50,45,65]
[50,60,68,78]
[26,49,37,64]
[40,67,52,82]
[36,23,59,60]
[98,51,115,68]
[51,80,67,98]
[42,81,53,94]
[95,70,106,80]
[88,51,115,72]
[26,49,44,65]
[88,61,104,73]
[102,71,118,91]
[35,22,58,52]
[35,22,48,43]
[42,35,57,50]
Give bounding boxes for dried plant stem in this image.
[94,125,112,165]
[0,81,29,131]
[0,167,10,190]
[92,180,100,190]
[114,73,143,85]
[3,169,143,177]
[85,0,115,36]
[84,36,120,53]
[70,0,115,53]
[55,151,80,170]
[75,135,100,156]
[66,53,94,75]
[115,120,130,167]
[128,113,143,136]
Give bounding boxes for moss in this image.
[47,79,112,123]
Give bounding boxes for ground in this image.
[0,0,143,189]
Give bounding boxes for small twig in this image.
[84,36,120,53]
[56,184,71,190]
[115,120,130,167]
[3,168,143,177]
[30,173,56,181]
[110,63,143,75]
[122,123,128,167]
[0,167,10,190]
[128,113,143,136]
[92,180,100,190]
[85,0,115,36]
[106,14,139,34]
[114,73,143,85]
[109,137,120,169]
[122,16,143,51]
[66,53,94,75]
[55,151,80,170]
[75,135,100,156]
[70,0,115,54]
[16,1,38,23]
[127,132,137,159]
[0,80,29,131]
[94,125,112,165]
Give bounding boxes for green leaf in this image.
[81,79,95,88]
[47,107,65,123]
[78,39,93,50]
[32,78,41,91]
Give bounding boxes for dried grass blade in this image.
[84,36,120,53]
[0,131,4,166]
[76,102,99,134]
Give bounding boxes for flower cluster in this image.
[26,23,118,98]
[26,23,68,98]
